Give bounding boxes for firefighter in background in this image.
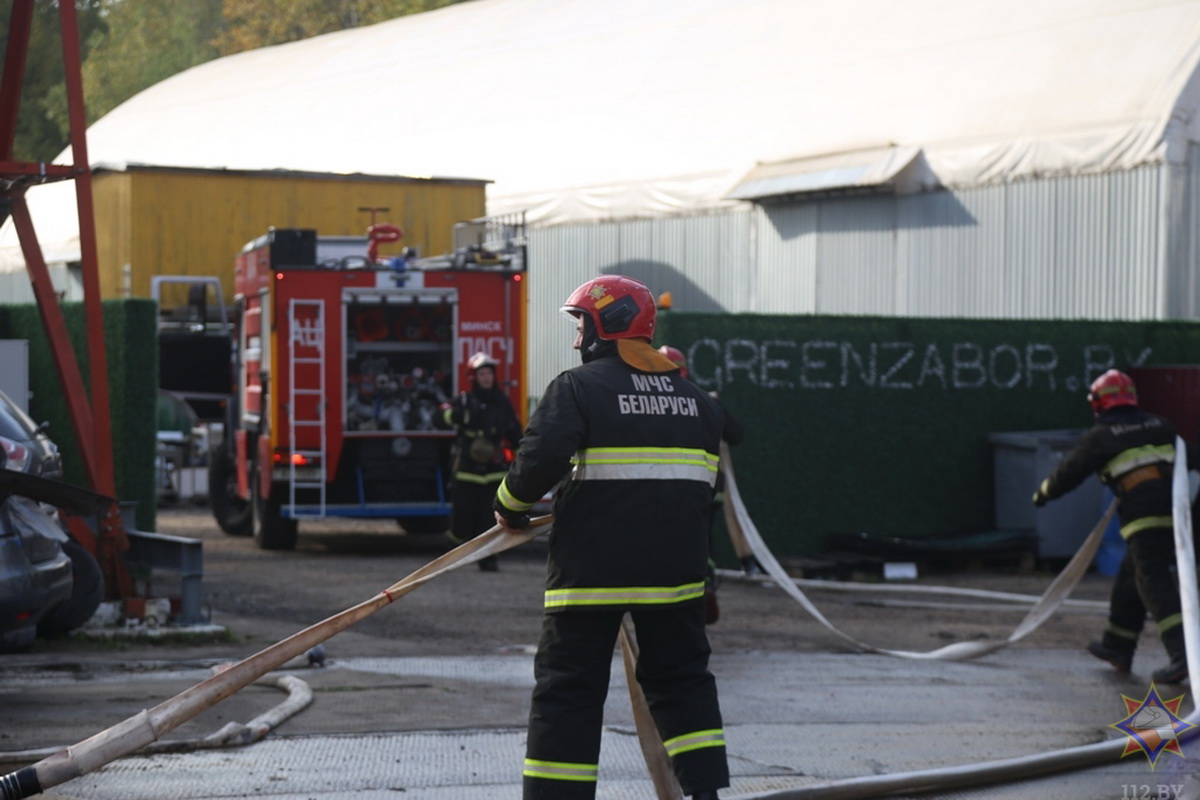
[442,352,523,571]
[493,275,729,800]
[1033,369,1190,683]
[657,344,751,624]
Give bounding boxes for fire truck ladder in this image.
[287,298,327,518]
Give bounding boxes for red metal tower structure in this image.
[1,0,134,598]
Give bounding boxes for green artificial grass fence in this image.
[0,299,157,531]
[657,313,1200,562]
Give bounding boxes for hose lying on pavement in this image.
[716,569,1108,611]
[0,517,553,800]
[725,437,1200,799]
[0,672,312,766]
[719,442,1113,661]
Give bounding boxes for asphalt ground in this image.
[4,636,1198,799]
[1,509,1198,799]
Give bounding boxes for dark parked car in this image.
[0,390,104,652]
[0,490,73,651]
[0,388,62,479]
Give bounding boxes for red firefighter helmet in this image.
[467,352,499,375]
[561,275,656,340]
[657,345,688,378]
[1088,369,1138,414]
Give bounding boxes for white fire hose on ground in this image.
[2,437,1195,800]
[721,438,1200,798]
[0,672,313,766]
[719,442,1114,661]
[0,518,554,800]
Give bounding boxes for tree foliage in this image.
[213,0,465,56]
[81,0,224,124]
[0,0,106,162]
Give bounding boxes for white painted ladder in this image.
[287,298,327,517]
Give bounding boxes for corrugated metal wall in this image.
[1172,145,1200,320]
[0,264,80,304]
[2,163,1192,404]
[524,164,1187,397]
[525,212,753,404]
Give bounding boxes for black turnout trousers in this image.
[523,601,729,799]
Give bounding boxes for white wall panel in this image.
[753,204,817,313]
[814,197,896,314]
[523,164,1182,400]
[524,212,751,397]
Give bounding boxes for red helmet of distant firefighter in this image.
[1088,369,1138,415]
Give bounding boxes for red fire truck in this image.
[207,217,527,549]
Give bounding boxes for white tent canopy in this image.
[5,0,1200,270]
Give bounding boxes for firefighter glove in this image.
[492,497,530,530]
[446,393,469,426]
[1032,480,1050,507]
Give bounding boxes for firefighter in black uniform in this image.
[493,276,729,800]
[443,352,523,571]
[1033,369,1189,683]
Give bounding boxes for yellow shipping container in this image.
[90,164,488,306]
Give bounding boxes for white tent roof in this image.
[5,0,1200,269]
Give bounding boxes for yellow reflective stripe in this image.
[573,462,718,483]
[442,407,455,427]
[577,447,719,470]
[663,728,726,757]
[1106,623,1141,641]
[1119,515,1173,539]
[454,471,507,484]
[1157,613,1184,633]
[571,447,719,484]
[1102,444,1174,481]
[496,477,534,512]
[545,582,705,609]
[523,759,598,782]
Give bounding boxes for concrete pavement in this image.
[5,641,1200,799]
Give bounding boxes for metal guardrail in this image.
[124,530,204,626]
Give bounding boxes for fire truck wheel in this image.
[209,446,252,537]
[253,472,299,551]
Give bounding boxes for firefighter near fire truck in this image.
[493,275,730,800]
[442,351,523,571]
[205,217,527,550]
[1032,368,1192,684]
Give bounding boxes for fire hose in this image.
[719,441,1113,660]
[0,672,312,766]
[2,439,1196,799]
[0,517,554,800]
[721,437,1200,798]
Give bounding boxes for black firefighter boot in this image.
[690,793,720,800]
[1152,627,1189,684]
[1086,635,1135,673]
[739,555,764,576]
